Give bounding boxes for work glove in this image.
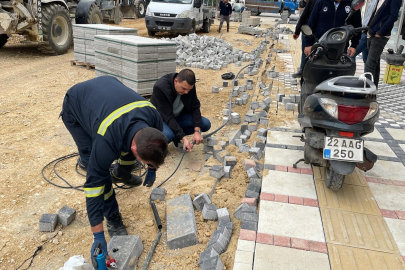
[143,168,156,187]
[91,231,108,268]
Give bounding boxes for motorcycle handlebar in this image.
[355,27,368,32]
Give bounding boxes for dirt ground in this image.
[0,18,300,269]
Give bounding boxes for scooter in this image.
[297,0,379,190]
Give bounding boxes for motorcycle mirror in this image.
[301,25,313,36]
[345,0,364,24]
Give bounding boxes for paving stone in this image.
[224,166,232,178]
[215,150,229,163]
[239,144,250,153]
[166,194,198,249]
[202,203,218,220]
[249,147,262,159]
[204,145,214,153]
[241,212,259,223]
[240,135,248,143]
[286,103,295,111]
[243,159,256,171]
[276,94,285,102]
[223,81,229,87]
[245,190,260,199]
[251,101,260,110]
[198,247,219,266]
[248,123,258,132]
[150,188,165,202]
[193,192,211,211]
[282,97,293,105]
[224,156,237,167]
[244,130,252,139]
[107,235,143,270]
[213,145,223,156]
[247,182,261,193]
[247,167,259,178]
[57,205,76,226]
[216,208,230,223]
[241,220,258,231]
[254,141,266,151]
[234,250,254,265]
[222,109,230,116]
[209,165,224,179]
[201,255,223,270]
[234,203,257,220]
[241,124,248,134]
[207,137,217,147]
[260,118,269,126]
[39,214,58,232]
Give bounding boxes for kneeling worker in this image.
[151,69,211,152]
[60,76,168,261]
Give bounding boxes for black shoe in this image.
[77,157,87,171]
[291,71,302,78]
[106,213,128,237]
[111,173,143,187]
[227,29,229,32]
[217,29,220,33]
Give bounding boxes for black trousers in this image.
[365,35,389,88]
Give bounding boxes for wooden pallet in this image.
[70,60,95,70]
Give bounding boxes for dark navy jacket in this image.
[368,0,402,37]
[150,73,202,141]
[219,1,233,16]
[65,76,163,226]
[305,0,362,47]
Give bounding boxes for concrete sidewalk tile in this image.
[256,233,273,245]
[365,160,405,182]
[303,198,319,207]
[234,250,254,265]
[381,209,398,219]
[265,148,311,169]
[386,128,405,141]
[369,183,405,212]
[239,229,256,241]
[275,165,287,172]
[274,194,289,203]
[258,201,325,243]
[308,241,327,253]
[274,235,291,247]
[321,208,398,253]
[260,192,275,201]
[291,238,309,251]
[364,141,397,157]
[365,176,393,185]
[315,180,380,215]
[287,166,300,173]
[396,211,405,220]
[385,218,405,256]
[328,243,405,270]
[253,244,331,270]
[266,131,304,146]
[237,239,256,252]
[289,196,304,205]
[364,129,383,139]
[262,170,317,200]
[233,262,253,270]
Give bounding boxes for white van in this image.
[145,0,216,36]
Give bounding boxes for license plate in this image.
[158,26,171,30]
[323,136,363,162]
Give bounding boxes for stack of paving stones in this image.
[232,12,242,22]
[241,12,261,27]
[72,24,137,64]
[39,205,76,232]
[161,34,251,70]
[238,25,264,36]
[198,207,233,270]
[94,35,176,95]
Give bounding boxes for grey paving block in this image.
[240,135,248,143]
[282,97,293,105]
[234,203,257,220]
[107,235,143,270]
[245,189,260,199]
[244,113,257,123]
[260,117,269,126]
[212,86,219,93]
[247,167,259,178]
[39,214,58,232]
[222,109,230,116]
[241,124,248,134]
[247,182,261,193]
[215,150,229,163]
[241,220,258,231]
[201,255,223,270]
[248,123,258,132]
[209,165,224,179]
[216,208,230,223]
[166,194,198,249]
[204,145,214,153]
[193,193,211,211]
[198,247,219,266]
[239,144,250,153]
[207,137,217,147]
[243,129,252,139]
[249,147,263,159]
[255,161,264,171]
[257,128,267,137]
[224,166,232,178]
[224,156,237,167]
[57,206,76,226]
[251,101,260,110]
[276,94,285,102]
[150,188,165,202]
[286,103,295,111]
[241,212,259,223]
[233,80,239,86]
[202,203,218,220]
[254,141,266,151]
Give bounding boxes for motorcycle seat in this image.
[334,78,370,88]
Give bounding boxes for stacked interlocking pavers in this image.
[94,35,176,95]
[72,24,137,65]
[241,12,261,27]
[162,34,251,70]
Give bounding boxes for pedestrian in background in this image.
[218,0,233,33]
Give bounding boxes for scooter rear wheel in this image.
[324,166,345,190]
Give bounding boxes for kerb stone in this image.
[150,188,165,202]
[107,235,144,270]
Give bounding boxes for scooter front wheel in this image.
[324,166,345,190]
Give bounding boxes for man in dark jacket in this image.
[292,0,318,78]
[150,69,211,152]
[365,0,402,87]
[304,0,362,57]
[61,76,168,262]
[218,0,233,33]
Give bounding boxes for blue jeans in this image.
[163,114,211,144]
[353,33,368,63]
[300,34,306,71]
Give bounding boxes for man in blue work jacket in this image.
[218,0,232,33]
[61,76,168,261]
[304,0,362,57]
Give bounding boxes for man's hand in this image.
[347,47,356,57]
[304,46,312,56]
[192,130,203,145]
[182,137,194,152]
[293,34,299,40]
[91,231,108,268]
[143,167,156,187]
[375,33,381,38]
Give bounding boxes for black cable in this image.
[15,231,59,270]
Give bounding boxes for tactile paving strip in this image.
[328,243,405,270]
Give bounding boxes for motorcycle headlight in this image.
[146,7,152,16]
[177,10,189,18]
[363,102,379,121]
[328,31,346,42]
[319,98,338,118]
